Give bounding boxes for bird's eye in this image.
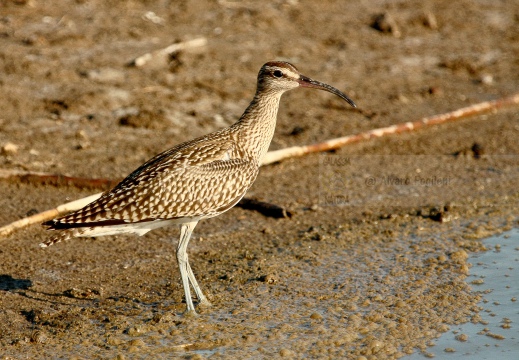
[273,70,283,78]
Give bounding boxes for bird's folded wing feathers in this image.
[44,138,256,229]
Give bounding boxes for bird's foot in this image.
[198,298,212,308]
[183,309,199,318]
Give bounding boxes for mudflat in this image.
[0,1,518,358]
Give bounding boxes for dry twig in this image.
[130,37,207,67]
[0,193,102,237]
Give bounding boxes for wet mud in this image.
[1,0,518,358]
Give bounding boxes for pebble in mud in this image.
[30,330,47,343]
[309,312,323,320]
[107,337,124,346]
[63,287,101,299]
[258,274,278,284]
[126,324,152,336]
[449,249,468,262]
[370,12,401,37]
[1,142,18,155]
[279,348,295,357]
[455,333,468,342]
[128,339,146,347]
[486,332,505,340]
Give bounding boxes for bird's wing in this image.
[45,136,257,228]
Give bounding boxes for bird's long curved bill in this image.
[298,75,356,108]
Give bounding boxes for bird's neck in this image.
[233,90,283,163]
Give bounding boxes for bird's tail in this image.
[39,228,87,248]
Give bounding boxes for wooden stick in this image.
[1,92,518,236]
[130,37,207,67]
[261,92,519,165]
[0,193,102,237]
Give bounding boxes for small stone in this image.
[1,142,18,155]
[486,332,505,340]
[279,348,294,357]
[480,74,493,85]
[459,264,470,274]
[107,337,124,346]
[368,340,384,353]
[127,325,146,336]
[30,330,47,343]
[63,287,101,299]
[455,333,468,342]
[450,250,468,262]
[371,13,401,37]
[258,274,277,284]
[310,312,322,320]
[128,339,145,347]
[428,86,442,95]
[429,208,451,223]
[471,143,484,158]
[421,11,438,30]
[394,300,405,308]
[76,130,88,139]
[261,227,272,234]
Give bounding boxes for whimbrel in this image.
[41,61,356,314]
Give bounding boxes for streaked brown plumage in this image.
[42,61,356,314]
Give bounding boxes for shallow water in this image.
[407,229,519,359]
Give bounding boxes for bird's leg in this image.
[186,261,211,307]
[177,221,198,314]
[177,221,210,312]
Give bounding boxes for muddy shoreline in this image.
[1,0,518,358]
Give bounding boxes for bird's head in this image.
[257,61,356,108]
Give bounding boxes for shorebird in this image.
[41,61,356,314]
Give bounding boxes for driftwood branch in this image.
[0,193,102,237]
[261,92,519,165]
[1,92,518,237]
[129,37,207,67]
